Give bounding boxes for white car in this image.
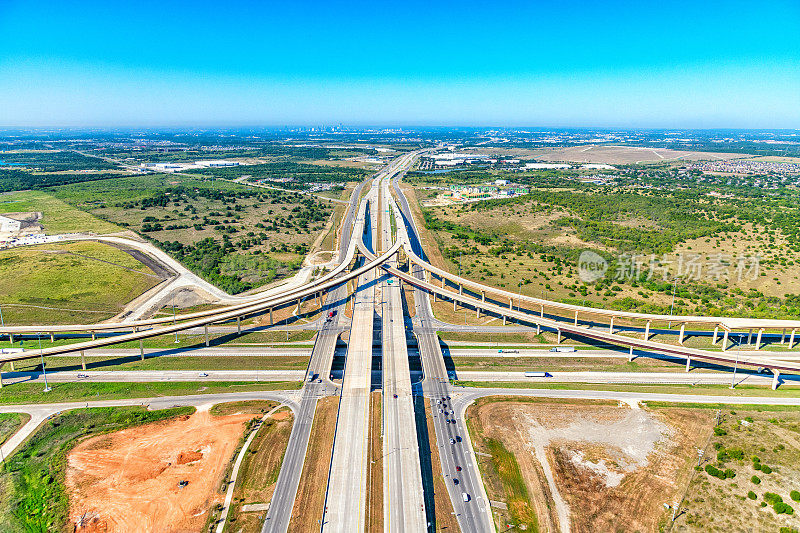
[199,372,209,377]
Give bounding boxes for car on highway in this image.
[198,372,208,377]
[455,466,462,471]
[550,346,576,352]
[76,373,88,379]
[393,394,398,398]
[326,310,336,321]
[449,437,456,444]
[453,478,459,485]
[498,349,518,354]
[462,492,470,502]
[524,371,551,377]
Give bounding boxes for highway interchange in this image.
[3,151,800,532]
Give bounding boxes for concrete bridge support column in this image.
[540,305,544,318]
[679,324,685,345]
[712,326,719,345]
[50,332,54,343]
[509,298,513,310]
[459,284,462,295]
[790,329,796,349]
[609,317,615,334]
[756,328,764,350]
[574,311,578,326]
[722,330,729,351]
[782,328,786,344]
[557,329,562,344]
[476,307,480,318]
[772,369,781,390]
[453,298,457,312]
[481,291,485,302]
[747,329,753,345]
[9,361,13,371]
[441,278,445,289]
[80,350,86,370]
[644,321,651,340]
[139,339,145,360]
[628,346,635,361]
[236,317,241,335]
[433,291,436,303]
[536,323,541,335]
[91,331,96,341]
[7,334,12,344]
[204,325,210,347]
[685,356,691,372]
[269,308,273,325]
[502,315,506,326]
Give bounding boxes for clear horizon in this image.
[1,0,799,128]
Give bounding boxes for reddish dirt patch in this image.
[67,410,253,532]
[271,410,291,421]
[176,450,203,465]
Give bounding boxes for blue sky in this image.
[1,0,799,128]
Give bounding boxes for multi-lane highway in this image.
[389,175,495,532]
[379,175,428,531]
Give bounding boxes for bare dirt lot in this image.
[66,407,254,532]
[468,397,713,532]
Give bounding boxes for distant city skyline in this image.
[1,0,799,128]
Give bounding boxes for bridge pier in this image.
[540,305,544,319]
[791,329,796,349]
[476,307,480,318]
[772,369,781,390]
[481,291,485,302]
[269,308,273,325]
[91,330,96,341]
[679,324,685,345]
[685,356,691,372]
[609,317,615,334]
[433,290,436,303]
[628,346,635,361]
[747,328,753,345]
[574,311,578,326]
[722,330,729,351]
[50,332,54,343]
[644,321,651,341]
[453,298,457,312]
[81,350,86,370]
[712,326,719,345]
[536,323,541,335]
[502,315,506,325]
[781,328,786,344]
[509,298,513,310]
[236,317,241,335]
[756,328,764,350]
[7,333,12,344]
[557,329,562,344]
[140,339,144,360]
[204,324,210,347]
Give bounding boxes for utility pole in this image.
[669,276,678,329]
[730,335,741,388]
[173,293,179,344]
[38,333,50,393]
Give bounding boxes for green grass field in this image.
[0,412,28,446]
[452,381,800,397]
[0,190,122,234]
[0,240,160,325]
[0,381,300,405]
[11,355,309,372]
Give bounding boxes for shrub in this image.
[762,465,773,474]
[752,475,761,484]
[728,448,744,460]
[774,502,794,515]
[791,490,800,502]
[748,491,757,500]
[765,492,783,505]
[714,427,727,436]
[705,465,735,480]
